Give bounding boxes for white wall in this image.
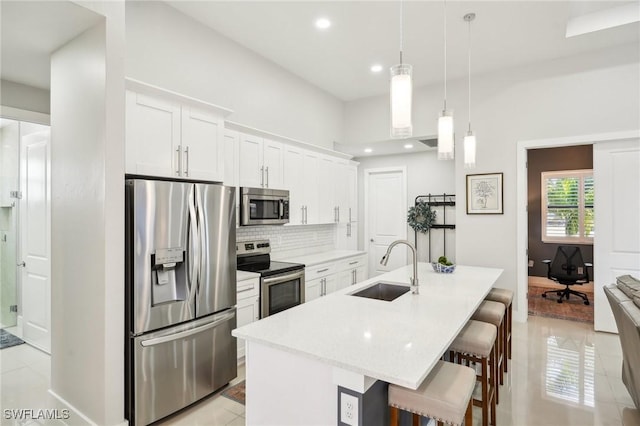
[125,1,343,150]
[356,151,456,263]
[0,80,50,115]
[345,43,640,318]
[50,1,125,424]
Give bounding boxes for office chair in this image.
[541,246,591,305]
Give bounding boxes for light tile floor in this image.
[1,316,638,425]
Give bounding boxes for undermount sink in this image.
[350,282,410,302]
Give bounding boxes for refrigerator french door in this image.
[125,177,237,426]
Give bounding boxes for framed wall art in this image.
[466,173,503,214]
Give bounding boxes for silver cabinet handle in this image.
[370,238,374,242]
[349,261,358,265]
[337,206,340,222]
[352,269,356,285]
[175,147,182,176]
[237,286,255,294]
[305,206,308,224]
[322,278,326,296]
[301,206,305,224]
[349,207,352,223]
[265,166,269,188]
[347,222,351,237]
[317,268,329,273]
[260,166,264,187]
[17,261,26,267]
[184,146,190,176]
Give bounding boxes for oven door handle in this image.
[262,270,305,285]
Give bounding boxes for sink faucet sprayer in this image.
[380,240,419,295]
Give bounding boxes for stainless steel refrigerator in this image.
[125,177,237,426]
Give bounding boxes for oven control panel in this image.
[237,239,271,256]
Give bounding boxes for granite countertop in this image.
[233,263,503,389]
[274,250,367,267]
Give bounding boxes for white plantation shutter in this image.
[541,170,594,243]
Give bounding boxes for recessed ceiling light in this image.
[404,144,414,149]
[364,148,373,153]
[370,64,383,73]
[315,18,331,30]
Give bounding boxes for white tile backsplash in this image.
[237,224,336,257]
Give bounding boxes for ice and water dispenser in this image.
[151,247,187,306]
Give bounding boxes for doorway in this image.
[0,118,51,352]
[364,167,407,277]
[516,130,640,331]
[526,145,594,324]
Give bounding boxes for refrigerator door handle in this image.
[187,185,199,308]
[139,310,236,347]
[195,185,207,298]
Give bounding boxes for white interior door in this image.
[19,123,51,353]
[594,139,640,333]
[365,168,407,277]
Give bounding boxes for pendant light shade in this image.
[437,0,454,160]
[390,0,412,139]
[390,63,413,138]
[437,110,454,159]
[464,131,476,168]
[464,12,477,168]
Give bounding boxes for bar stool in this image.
[485,288,514,365]
[449,320,497,426]
[388,361,476,426]
[471,300,506,398]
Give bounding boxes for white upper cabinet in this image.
[283,145,305,224]
[346,163,358,222]
[126,91,181,177]
[318,156,336,223]
[239,134,284,189]
[303,151,320,224]
[125,80,232,181]
[181,105,224,181]
[223,129,240,188]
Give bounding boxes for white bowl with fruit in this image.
[431,256,456,274]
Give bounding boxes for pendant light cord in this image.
[467,15,472,133]
[443,0,447,110]
[399,0,404,64]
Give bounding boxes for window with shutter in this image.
[541,170,594,244]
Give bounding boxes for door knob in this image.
[17,261,26,267]
[370,239,374,242]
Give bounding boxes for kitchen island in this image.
[233,262,503,425]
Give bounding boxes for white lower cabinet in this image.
[304,255,368,302]
[236,276,260,359]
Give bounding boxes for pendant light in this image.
[463,12,476,168]
[437,0,454,160]
[390,0,412,138]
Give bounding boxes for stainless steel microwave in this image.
[240,187,289,226]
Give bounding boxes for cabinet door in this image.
[324,274,338,295]
[126,90,181,177]
[303,151,320,224]
[284,146,305,224]
[236,295,259,359]
[337,271,352,291]
[181,105,224,181]
[318,156,336,223]
[334,160,349,223]
[239,133,264,187]
[305,277,322,302]
[263,139,284,189]
[223,129,239,188]
[355,266,367,284]
[347,165,358,222]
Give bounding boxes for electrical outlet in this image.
[340,392,358,426]
[528,260,534,267]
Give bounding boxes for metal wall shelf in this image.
[414,194,456,262]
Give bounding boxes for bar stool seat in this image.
[472,300,506,396]
[449,320,497,426]
[485,288,513,363]
[389,361,476,426]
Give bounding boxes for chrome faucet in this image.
[380,240,419,295]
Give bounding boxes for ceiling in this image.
[0,1,103,90]
[1,1,637,100]
[168,1,639,101]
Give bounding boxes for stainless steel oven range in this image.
[237,240,305,318]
